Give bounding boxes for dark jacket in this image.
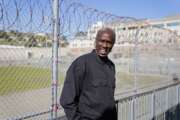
[60,50,117,120]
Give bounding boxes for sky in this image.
[78,0,180,19]
[1,0,180,33]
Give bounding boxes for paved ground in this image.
[0,85,131,120]
[0,88,55,120]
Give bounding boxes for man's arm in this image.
[60,58,85,120]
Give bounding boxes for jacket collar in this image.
[91,49,109,65]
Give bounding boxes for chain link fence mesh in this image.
[0,0,53,119]
[0,0,180,119]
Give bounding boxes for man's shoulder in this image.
[108,58,115,67]
[79,52,92,59]
[73,52,92,64]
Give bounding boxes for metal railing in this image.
[115,81,180,120]
[55,81,180,120]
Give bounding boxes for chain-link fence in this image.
[0,0,53,119]
[0,0,180,119]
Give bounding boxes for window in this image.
[128,26,138,30]
[117,27,126,31]
[152,24,164,28]
[143,25,151,28]
[167,22,180,27]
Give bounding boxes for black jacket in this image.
[60,50,117,120]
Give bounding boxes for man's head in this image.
[95,27,116,57]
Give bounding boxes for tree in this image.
[75,31,87,37]
[60,35,69,47]
[25,36,38,47]
[0,31,8,39]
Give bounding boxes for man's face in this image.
[95,33,114,57]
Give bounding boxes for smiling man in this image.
[60,27,117,120]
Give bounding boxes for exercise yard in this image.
[0,66,168,96]
[0,66,64,95]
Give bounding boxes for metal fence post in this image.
[52,0,59,119]
[165,87,169,120]
[151,91,155,120]
[131,98,135,120]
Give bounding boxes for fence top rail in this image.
[57,80,180,118]
[115,80,180,101]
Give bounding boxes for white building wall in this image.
[68,15,180,49]
[69,36,94,48]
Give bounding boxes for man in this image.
[60,27,117,120]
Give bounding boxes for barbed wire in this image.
[59,0,138,37]
[0,0,138,36]
[1,0,177,40]
[0,0,53,33]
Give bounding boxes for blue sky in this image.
[78,0,180,19]
[1,0,179,33]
